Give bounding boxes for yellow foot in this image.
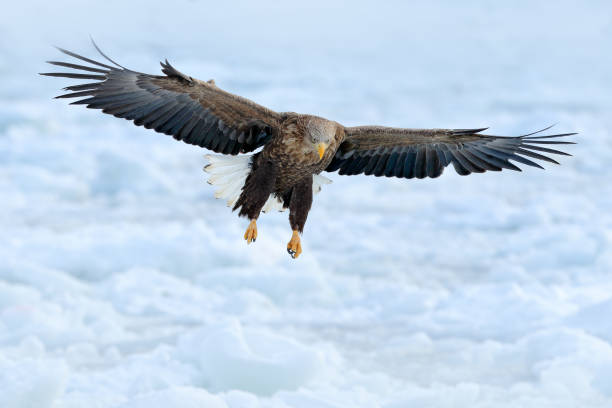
[286,230,302,259]
[244,219,257,244]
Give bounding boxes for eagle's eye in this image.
[306,120,333,145]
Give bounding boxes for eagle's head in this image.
[306,117,335,160]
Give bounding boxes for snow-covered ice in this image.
[1,1,611,407]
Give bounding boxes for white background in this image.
[1,1,611,407]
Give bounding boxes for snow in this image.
[1,0,611,407]
[176,321,324,395]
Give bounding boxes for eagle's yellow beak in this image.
[316,142,328,160]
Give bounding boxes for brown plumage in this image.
[41,43,576,259]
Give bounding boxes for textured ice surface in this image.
[1,0,611,407]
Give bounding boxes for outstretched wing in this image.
[326,126,576,178]
[41,43,282,155]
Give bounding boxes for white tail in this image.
[204,154,332,213]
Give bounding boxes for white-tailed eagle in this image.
[42,43,576,258]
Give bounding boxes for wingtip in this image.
[88,34,97,48]
[521,124,557,137]
[90,37,125,69]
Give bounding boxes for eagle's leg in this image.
[244,219,257,244]
[287,230,301,259]
[233,157,277,245]
[287,177,313,259]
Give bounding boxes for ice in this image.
[116,387,228,408]
[1,0,612,407]
[0,348,68,408]
[176,321,324,395]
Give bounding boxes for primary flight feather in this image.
[41,42,576,259]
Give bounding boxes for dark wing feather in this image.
[327,126,575,178]
[41,44,281,154]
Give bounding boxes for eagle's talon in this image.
[286,230,302,259]
[244,219,257,244]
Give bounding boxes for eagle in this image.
[42,43,576,259]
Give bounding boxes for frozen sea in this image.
[1,1,612,407]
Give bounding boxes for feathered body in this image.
[42,42,576,258]
[265,114,343,192]
[233,114,343,233]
